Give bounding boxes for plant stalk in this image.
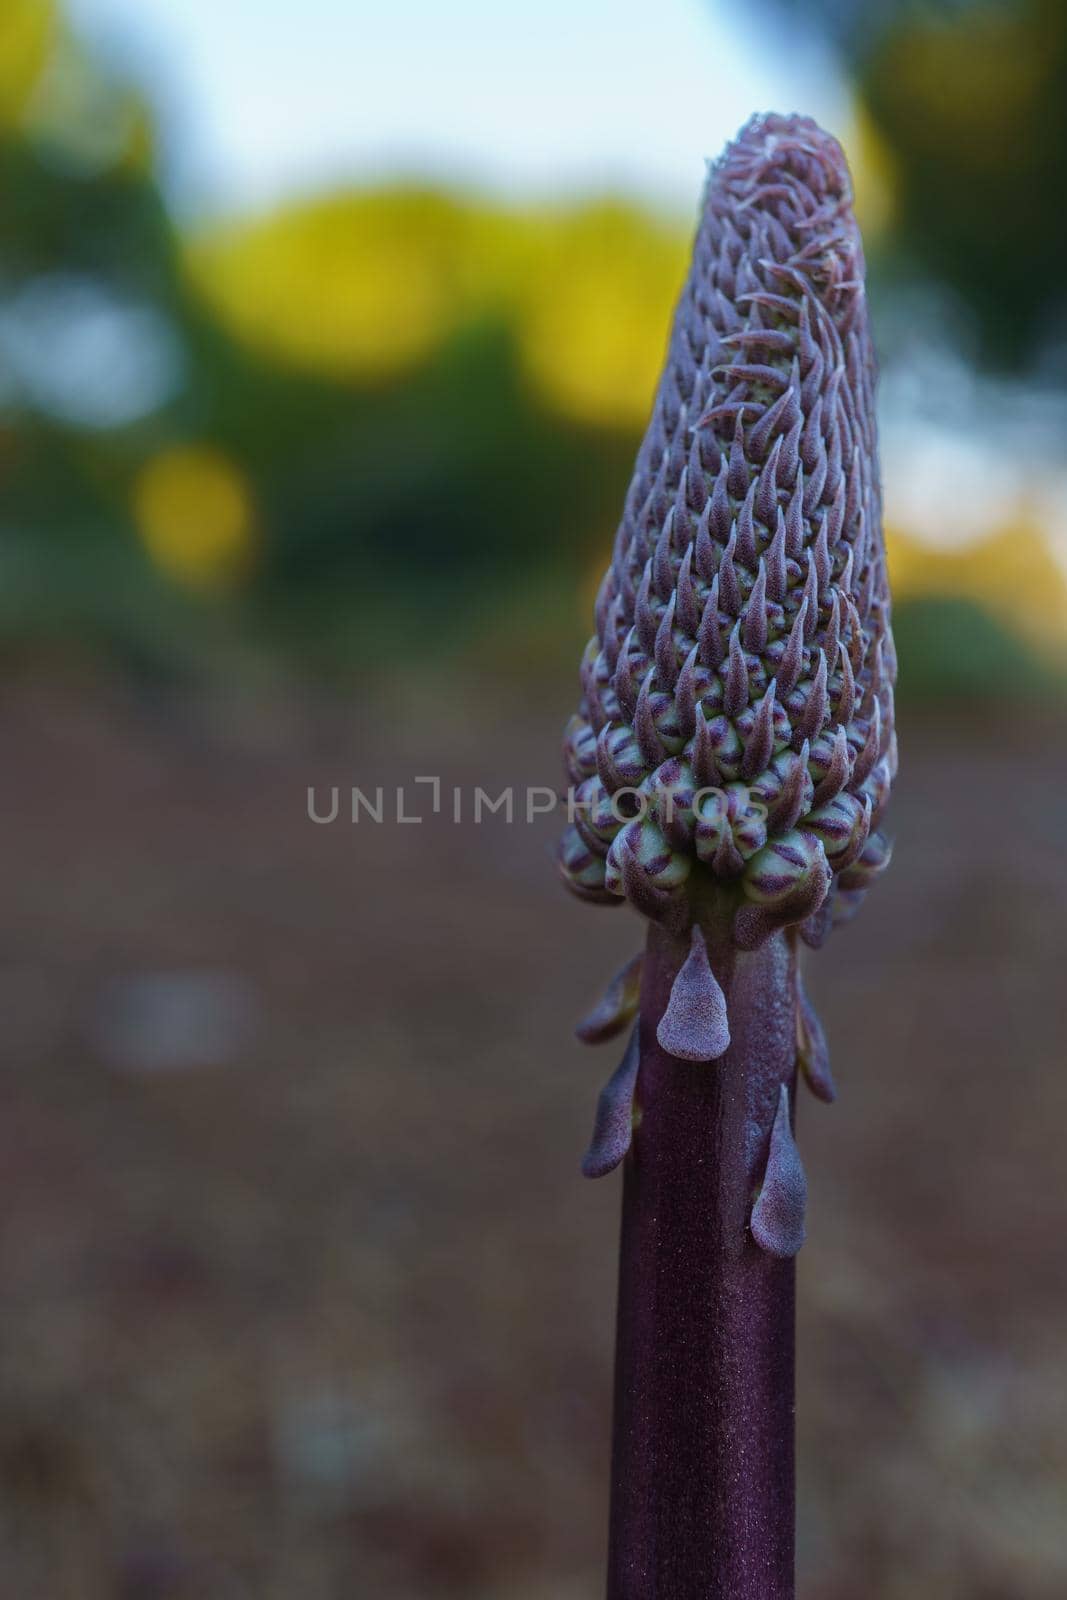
[606,900,798,1600]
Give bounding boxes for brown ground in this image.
[2,676,1065,1599]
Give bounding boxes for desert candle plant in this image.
[559,114,896,1600]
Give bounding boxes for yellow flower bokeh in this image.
[0,0,56,128]
[887,519,1067,659]
[133,446,256,592]
[187,191,688,430]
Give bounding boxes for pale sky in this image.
[67,0,847,217]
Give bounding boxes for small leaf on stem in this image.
[797,974,835,1102]
[656,925,730,1061]
[751,1084,807,1258]
[574,952,644,1045]
[582,1026,641,1179]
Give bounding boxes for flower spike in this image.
[555,115,898,1599]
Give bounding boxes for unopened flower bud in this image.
[558,113,895,940]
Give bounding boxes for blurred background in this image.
[2,0,1066,1594]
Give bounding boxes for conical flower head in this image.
[559,114,896,944]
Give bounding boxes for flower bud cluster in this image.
[559,114,895,945]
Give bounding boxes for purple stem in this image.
[607,900,798,1599]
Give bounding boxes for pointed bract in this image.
[797,974,835,1102]
[656,925,730,1061]
[582,1026,642,1178]
[750,1084,808,1257]
[575,952,644,1045]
